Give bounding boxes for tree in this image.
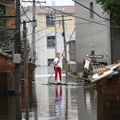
[0,10,13,48]
[96,0,120,26]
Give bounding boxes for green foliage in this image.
[0,10,13,47]
[96,0,120,26]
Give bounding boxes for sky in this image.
[45,0,74,6]
[21,0,74,6]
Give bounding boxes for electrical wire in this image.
[76,26,109,49]
[20,4,34,27]
[22,2,109,27]
[73,0,110,21]
[38,3,106,26]
[20,2,111,52]
[35,21,61,42]
[0,0,20,7]
[23,1,106,26]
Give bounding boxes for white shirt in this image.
[54,57,63,69]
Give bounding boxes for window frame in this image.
[48,59,54,66]
[90,2,94,19]
[47,36,55,49]
[46,15,55,27]
[91,50,95,55]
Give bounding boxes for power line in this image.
[0,0,20,7]
[76,26,109,49]
[39,4,106,26]
[73,0,110,21]
[22,1,106,26]
[26,26,51,36]
[35,22,61,42]
[20,4,34,26]
[22,2,107,27]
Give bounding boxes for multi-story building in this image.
[21,6,75,66]
[75,0,120,72]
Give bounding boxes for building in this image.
[0,0,15,30]
[21,6,75,66]
[75,0,120,72]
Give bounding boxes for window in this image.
[91,51,95,55]
[46,15,54,27]
[47,36,55,48]
[0,5,5,15]
[48,59,54,66]
[90,2,94,19]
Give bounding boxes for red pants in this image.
[55,86,62,101]
[55,67,62,81]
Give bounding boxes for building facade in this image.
[75,0,112,72]
[0,0,15,29]
[21,6,75,66]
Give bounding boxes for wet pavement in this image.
[0,66,97,120]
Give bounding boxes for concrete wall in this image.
[111,40,120,63]
[21,10,75,66]
[111,23,120,63]
[75,0,111,72]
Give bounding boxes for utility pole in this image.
[23,20,28,81]
[54,12,57,57]
[31,0,36,81]
[22,0,46,80]
[62,15,67,82]
[32,0,36,64]
[15,0,21,94]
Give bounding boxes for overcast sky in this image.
[21,0,74,6]
[45,0,74,6]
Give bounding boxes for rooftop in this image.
[21,6,74,14]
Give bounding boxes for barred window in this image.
[46,15,54,26]
[47,36,55,48]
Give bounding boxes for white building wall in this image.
[21,10,75,66]
[75,0,111,72]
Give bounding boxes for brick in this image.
[103,95,116,101]
[117,109,120,115]
[106,102,109,108]
[117,95,120,101]
[115,102,120,108]
[0,71,15,93]
[106,88,112,94]
[0,54,35,87]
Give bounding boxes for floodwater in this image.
[0,66,97,120]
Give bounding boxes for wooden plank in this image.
[48,82,78,85]
[91,63,120,83]
[91,71,114,83]
[67,72,91,83]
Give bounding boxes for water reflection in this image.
[0,67,98,120]
[55,86,63,117]
[0,95,22,120]
[77,85,97,120]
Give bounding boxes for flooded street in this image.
[0,66,97,120]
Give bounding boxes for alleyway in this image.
[0,67,97,120]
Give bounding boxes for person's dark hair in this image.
[56,52,60,55]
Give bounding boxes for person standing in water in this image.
[53,52,65,84]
